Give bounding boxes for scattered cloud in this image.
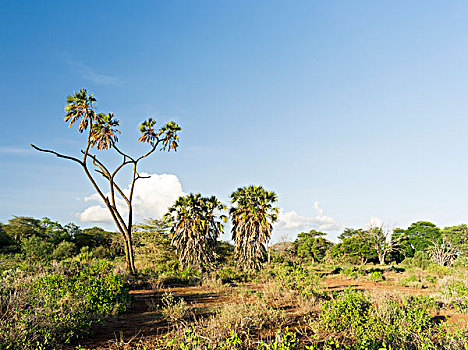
[0,146,31,154]
[78,173,184,223]
[63,54,123,86]
[275,201,340,232]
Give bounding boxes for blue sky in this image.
[2,1,468,241]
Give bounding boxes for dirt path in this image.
[69,285,233,349]
[69,278,467,349]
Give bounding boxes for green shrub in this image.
[401,251,431,269]
[52,241,76,260]
[259,328,299,350]
[399,274,423,288]
[217,267,251,283]
[340,266,360,279]
[453,256,468,268]
[369,271,384,282]
[274,264,323,298]
[438,278,468,312]
[320,289,372,336]
[316,289,439,348]
[160,291,188,322]
[21,235,53,261]
[0,260,129,349]
[158,266,201,285]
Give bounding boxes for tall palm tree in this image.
[230,186,278,271]
[166,194,227,271]
[32,89,181,274]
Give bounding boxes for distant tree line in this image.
[5,213,466,272]
[282,221,468,267]
[0,216,122,261]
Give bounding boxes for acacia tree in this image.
[428,238,457,266]
[31,89,181,274]
[295,230,333,264]
[165,193,226,271]
[230,186,278,271]
[366,223,401,265]
[336,228,377,265]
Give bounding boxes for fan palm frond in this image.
[165,193,226,271]
[90,113,121,150]
[64,89,97,133]
[230,186,278,271]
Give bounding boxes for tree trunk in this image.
[122,229,136,275]
[378,252,385,265]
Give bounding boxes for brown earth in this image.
[68,277,468,349]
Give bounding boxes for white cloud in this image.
[275,201,340,232]
[276,210,311,230]
[78,173,184,223]
[79,205,113,223]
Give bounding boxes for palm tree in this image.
[230,186,278,271]
[166,194,227,271]
[32,89,181,274]
[90,113,121,150]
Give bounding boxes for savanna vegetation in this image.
[3,90,468,349]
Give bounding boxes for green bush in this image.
[316,289,443,349]
[274,264,323,298]
[52,240,76,260]
[320,289,372,336]
[0,260,129,349]
[399,274,424,288]
[369,271,384,282]
[401,251,431,269]
[21,235,53,261]
[438,279,468,312]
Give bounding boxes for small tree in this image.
[366,223,401,265]
[133,217,176,268]
[405,221,441,253]
[294,230,333,264]
[330,229,377,265]
[230,185,278,271]
[31,89,181,274]
[165,193,226,272]
[428,238,457,266]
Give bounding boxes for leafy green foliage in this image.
[275,264,324,298]
[320,289,372,335]
[52,240,77,260]
[259,328,300,350]
[369,270,384,282]
[443,224,468,257]
[438,279,468,312]
[294,230,333,263]
[331,229,377,265]
[2,216,45,243]
[0,260,129,349]
[133,217,177,269]
[21,235,53,261]
[405,221,442,254]
[317,290,442,349]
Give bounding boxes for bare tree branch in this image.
[30,144,83,165]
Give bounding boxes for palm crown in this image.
[139,119,181,151]
[230,185,278,271]
[64,89,96,133]
[166,193,227,271]
[90,113,121,150]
